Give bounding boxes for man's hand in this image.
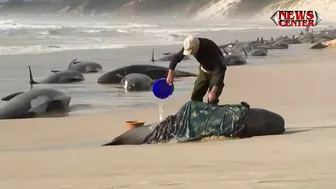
[166,69,174,85]
[208,87,218,103]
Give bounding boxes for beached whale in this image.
[250,48,268,56]
[119,73,154,92]
[151,49,189,62]
[102,101,285,146]
[220,40,268,57]
[28,65,85,84]
[51,59,103,73]
[275,35,302,44]
[0,88,71,119]
[250,37,289,49]
[221,47,248,66]
[298,30,336,44]
[311,39,336,49]
[97,64,197,84]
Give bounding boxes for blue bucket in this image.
[152,78,174,99]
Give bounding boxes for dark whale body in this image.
[29,65,85,84]
[51,59,103,73]
[221,47,248,66]
[151,49,189,62]
[67,59,103,73]
[0,88,71,119]
[120,73,154,92]
[97,64,197,84]
[102,107,285,146]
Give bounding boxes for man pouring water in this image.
[166,35,228,105]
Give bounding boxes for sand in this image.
[1,48,336,189]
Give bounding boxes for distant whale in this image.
[311,39,336,49]
[28,65,85,84]
[51,59,103,73]
[97,64,197,84]
[220,40,268,57]
[0,88,71,119]
[221,47,248,66]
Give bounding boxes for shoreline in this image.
[0,23,333,56]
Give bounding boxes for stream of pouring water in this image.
[159,103,164,122]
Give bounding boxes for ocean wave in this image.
[0,19,62,30]
[139,26,295,36]
[0,44,127,55]
[0,19,158,31]
[75,29,102,33]
[116,29,131,33]
[0,39,183,55]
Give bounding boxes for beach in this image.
[1,44,336,188]
[0,12,336,188]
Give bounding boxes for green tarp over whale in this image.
[142,100,250,144]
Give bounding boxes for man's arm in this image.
[210,67,226,91]
[210,53,227,91]
[168,48,185,71]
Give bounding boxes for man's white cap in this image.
[183,35,199,55]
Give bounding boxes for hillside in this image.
[0,0,335,22]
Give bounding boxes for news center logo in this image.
[270,10,323,27]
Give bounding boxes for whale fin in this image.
[242,47,248,57]
[271,37,274,41]
[28,65,38,85]
[151,49,155,63]
[68,59,77,69]
[221,48,229,55]
[1,92,24,101]
[260,37,264,43]
[50,70,61,73]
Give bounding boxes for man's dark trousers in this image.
[191,65,225,105]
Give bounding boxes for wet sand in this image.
[1,47,336,188]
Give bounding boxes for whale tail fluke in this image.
[28,65,38,85]
[151,49,155,63]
